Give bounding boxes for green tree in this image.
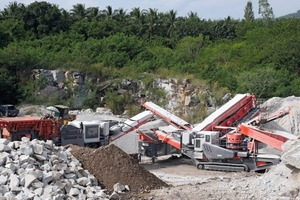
[105,90,124,114]
[98,33,143,68]
[209,17,238,41]
[128,7,146,37]
[175,34,206,64]
[259,0,274,19]
[236,67,277,98]
[0,68,19,104]
[164,10,178,37]
[102,6,115,19]
[23,2,63,37]
[244,1,255,20]
[0,19,29,42]
[0,25,10,48]
[71,4,87,20]
[144,8,160,39]
[86,7,100,21]
[175,12,207,38]
[1,1,25,19]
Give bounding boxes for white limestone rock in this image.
[113,183,125,193]
[9,174,19,189]
[25,174,37,188]
[69,188,80,196]
[0,144,11,152]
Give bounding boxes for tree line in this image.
[0,1,299,106]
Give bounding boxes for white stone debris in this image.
[0,138,110,200]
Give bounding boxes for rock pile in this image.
[247,96,300,199]
[251,139,300,199]
[262,96,300,135]
[0,137,109,199]
[70,144,168,192]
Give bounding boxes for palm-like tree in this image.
[130,7,142,21]
[71,4,87,20]
[60,9,72,30]
[129,7,146,36]
[114,8,127,21]
[187,11,199,20]
[144,8,159,39]
[86,7,100,21]
[165,10,178,37]
[1,1,25,19]
[102,5,114,19]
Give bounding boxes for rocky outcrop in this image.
[31,69,219,117]
[153,78,214,117]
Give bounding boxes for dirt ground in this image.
[129,155,265,200]
[69,144,266,199]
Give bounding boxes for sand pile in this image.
[69,144,168,192]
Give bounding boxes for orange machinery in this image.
[0,116,61,143]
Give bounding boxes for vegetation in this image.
[280,10,300,19]
[0,1,299,111]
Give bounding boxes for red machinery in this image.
[0,116,60,142]
[0,93,295,172]
[137,94,295,171]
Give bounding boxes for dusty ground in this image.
[135,156,262,200]
[69,143,268,200]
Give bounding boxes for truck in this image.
[0,104,19,117]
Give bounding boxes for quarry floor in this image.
[126,155,263,200]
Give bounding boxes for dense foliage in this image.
[0,1,300,106]
[281,10,300,19]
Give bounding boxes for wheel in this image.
[197,164,204,170]
[151,157,156,164]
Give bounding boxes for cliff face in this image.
[31,69,223,121]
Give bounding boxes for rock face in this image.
[32,69,86,100]
[0,138,109,199]
[153,78,209,115]
[31,69,215,117]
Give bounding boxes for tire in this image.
[197,164,204,170]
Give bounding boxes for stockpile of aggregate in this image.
[251,139,300,199]
[248,96,300,199]
[0,137,109,199]
[261,96,300,135]
[69,144,168,192]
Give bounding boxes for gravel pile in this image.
[251,139,300,199]
[261,96,300,135]
[69,144,169,192]
[0,137,109,200]
[246,96,300,199]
